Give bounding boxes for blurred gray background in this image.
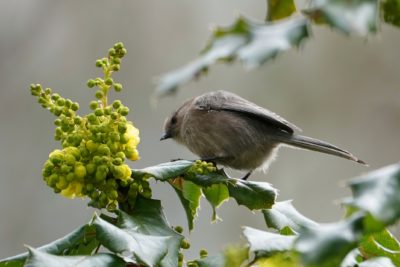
[1,0,399,260]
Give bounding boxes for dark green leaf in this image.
[120,197,184,267]
[243,227,295,257]
[295,212,365,267]
[92,214,169,266]
[195,254,226,267]
[132,160,194,181]
[303,0,378,36]
[203,183,229,221]
[262,200,318,233]
[156,16,309,96]
[0,225,94,266]
[228,179,277,210]
[344,163,400,225]
[382,0,400,27]
[359,229,400,265]
[24,248,125,267]
[170,178,202,231]
[266,0,296,21]
[189,170,232,187]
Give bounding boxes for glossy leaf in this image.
[266,0,296,21]
[203,183,229,221]
[262,200,318,233]
[92,214,169,266]
[156,16,309,96]
[119,197,184,267]
[189,170,232,187]
[359,229,400,265]
[170,178,202,231]
[243,227,295,257]
[0,225,95,266]
[24,248,125,267]
[382,0,400,27]
[228,179,277,210]
[344,163,400,225]
[303,0,378,36]
[295,212,365,267]
[132,160,194,181]
[195,254,226,267]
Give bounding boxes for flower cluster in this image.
[188,160,217,176]
[31,42,143,210]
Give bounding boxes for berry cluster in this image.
[31,43,145,210]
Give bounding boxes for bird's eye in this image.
[171,116,177,124]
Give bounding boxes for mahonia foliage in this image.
[30,43,144,211]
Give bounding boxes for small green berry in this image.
[199,249,208,258]
[89,101,98,110]
[71,102,79,111]
[105,78,113,86]
[95,60,103,68]
[94,108,104,116]
[119,107,129,116]
[174,226,183,234]
[112,100,121,109]
[56,98,65,106]
[87,79,96,88]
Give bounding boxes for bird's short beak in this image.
[160,132,171,141]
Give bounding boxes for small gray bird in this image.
[161,90,366,179]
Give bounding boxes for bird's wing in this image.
[194,90,301,134]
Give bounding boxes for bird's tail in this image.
[277,134,367,165]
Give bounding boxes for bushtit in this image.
[161,90,365,179]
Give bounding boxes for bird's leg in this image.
[170,158,184,162]
[241,171,253,180]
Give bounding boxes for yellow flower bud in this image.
[86,140,98,153]
[61,181,83,198]
[74,164,86,181]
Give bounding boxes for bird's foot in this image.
[241,171,253,180]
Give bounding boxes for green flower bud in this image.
[89,101,98,110]
[74,116,82,125]
[49,150,64,165]
[118,123,127,134]
[91,190,100,200]
[114,83,122,92]
[108,190,118,200]
[86,163,96,175]
[99,193,108,207]
[54,107,63,116]
[64,99,72,108]
[87,79,96,88]
[98,144,110,156]
[112,158,122,166]
[95,60,103,68]
[95,169,107,182]
[66,172,75,182]
[110,132,120,142]
[54,119,61,126]
[119,48,127,57]
[119,107,129,116]
[71,102,79,111]
[51,93,61,101]
[108,48,116,56]
[111,58,121,64]
[74,164,86,180]
[94,108,104,116]
[140,188,152,198]
[104,106,112,115]
[85,183,94,192]
[174,226,183,234]
[95,90,104,99]
[44,88,52,95]
[56,98,65,106]
[48,173,59,187]
[86,140,98,153]
[111,65,120,71]
[112,100,122,109]
[114,42,124,49]
[111,112,119,120]
[116,152,126,160]
[64,153,76,165]
[199,249,208,258]
[61,164,72,174]
[181,239,190,249]
[105,78,113,86]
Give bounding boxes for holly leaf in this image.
[243,227,295,258]
[266,0,297,21]
[189,170,232,187]
[203,183,229,221]
[132,160,194,181]
[195,254,226,267]
[92,214,169,266]
[303,0,378,36]
[295,212,365,267]
[262,200,318,233]
[170,178,202,231]
[0,225,96,267]
[24,248,125,267]
[228,179,277,210]
[359,229,400,266]
[344,163,400,225]
[156,16,309,96]
[381,0,400,27]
